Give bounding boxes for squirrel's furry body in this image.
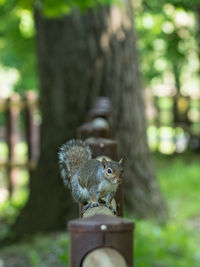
[58,139,123,212]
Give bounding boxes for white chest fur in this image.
[98,179,118,196]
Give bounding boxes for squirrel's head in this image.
[102,158,123,184]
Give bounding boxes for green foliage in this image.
[0,0,123,93]
[134,0,199,89]
[0,0,38,92]
[163,0,200,10]
[143,0,200,10]
[1,0,199,94]
[18,0,121,17]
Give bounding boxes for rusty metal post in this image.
[86,137,118,159]
[95,97,111,109]
[24,91,40,179]
[6,93,21,195]
[87,97,111,122]
[77,118,110,140]
[78,97,111,139]
[68,214,134,267]
[77,97,123,217]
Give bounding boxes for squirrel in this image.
[58,139,123,214]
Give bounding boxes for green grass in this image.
[0,233,69,267]
[0,153,200,266]
[134,153,200,267]
[157,154,200,220]
[135,220,200,267]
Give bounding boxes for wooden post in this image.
[24,91,39,179]
[6,93,20,195]
[68,214,134,267]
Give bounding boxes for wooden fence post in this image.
[24,91,39,180]
[68,214,134,267]
[6,93,20,195]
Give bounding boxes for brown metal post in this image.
[95,97,111,109]
[24,91,40,179]
[87,97,111,121]
[6,93,21,195]
[68,214,134,267]
[77,119,110,140]
[77,97,123,217]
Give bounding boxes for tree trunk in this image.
[95,2,166,218]
[9,0,166,240]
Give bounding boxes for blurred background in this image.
[0,0,200,266]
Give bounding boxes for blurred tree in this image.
[4,0,167,239]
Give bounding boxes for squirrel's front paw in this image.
[81,203,91,214]
[81,202,100,214]
[91,202,100,208]
[106,204,116,215]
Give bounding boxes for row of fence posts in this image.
[67,97,134,267]
[0,91,39,195]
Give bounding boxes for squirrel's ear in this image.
[102,158,108,169]
[119,158,123,165]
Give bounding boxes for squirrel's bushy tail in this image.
[58,139,92,188]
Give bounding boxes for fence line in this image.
[1,89,200,195]
[0,91,39,195]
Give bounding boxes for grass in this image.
[134,153,200,267]
[0,153,200,266]
[157,154,200,220]
[135,220,200,267]
[0,233,69,267]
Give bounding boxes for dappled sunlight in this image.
[0,188,8,203]
[100,5,131,52]
[0,66,19,98]
[147,126,189,154]
[17,9,35,38]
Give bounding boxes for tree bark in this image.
[96,2,166,218]
[9,0,166,240]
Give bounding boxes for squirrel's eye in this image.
[107,168,112,174]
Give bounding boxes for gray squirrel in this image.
[58,139,123,214]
